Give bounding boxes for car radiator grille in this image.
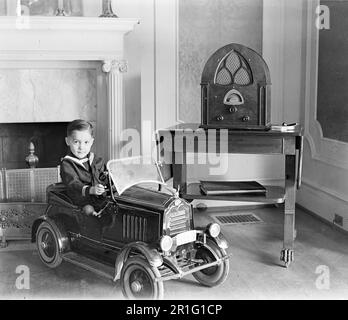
[168,211,189,236]
[122,214,147,241]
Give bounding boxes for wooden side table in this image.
[157,123,303,267]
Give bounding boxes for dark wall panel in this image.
[317,0,348,142]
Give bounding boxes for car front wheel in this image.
[36,221,63,268]
[121,256,164,300]
[193,238,229,287]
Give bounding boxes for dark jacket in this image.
[60,152,107,207]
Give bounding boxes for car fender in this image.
[195,226,229,250]
[114,242,163,281]
[196,235,229,263]
[31,215,70,254]
[210,233,229,250]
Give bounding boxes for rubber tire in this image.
[193,238,229,287]
[36,221,63,269]
[121,256,164,300]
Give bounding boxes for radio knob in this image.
[216,115,224,121]
[242,115,250,122]
[229,106,237,113]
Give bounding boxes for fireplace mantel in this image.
[0,16,138,61]
[0,16,139,160]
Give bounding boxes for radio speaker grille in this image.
[215,50,252,86]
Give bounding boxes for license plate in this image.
[174,230,197,246]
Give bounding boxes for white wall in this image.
[263,0,304,126]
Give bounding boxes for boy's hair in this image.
[67,119,94,137]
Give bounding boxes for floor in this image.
[1,205,348,300]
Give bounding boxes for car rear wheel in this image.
[121,256,164,300]
[36,221,63,268]
[193,238,229,287]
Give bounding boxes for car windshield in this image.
[106,155,166,195]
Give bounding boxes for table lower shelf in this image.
[181,183,286,204]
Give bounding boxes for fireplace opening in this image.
[0,122,69,169]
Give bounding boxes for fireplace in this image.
[0,16,138,160]
[0,15,138,246]
[0,122,68,169]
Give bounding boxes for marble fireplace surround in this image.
[0,16,138,160]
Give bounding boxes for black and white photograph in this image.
[0,0,347,307]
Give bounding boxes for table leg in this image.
[296,136,304,189]
[281,154,296,268]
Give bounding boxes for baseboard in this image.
[296,203,348,237]
[193,201,348,237]
[297,180,348,233]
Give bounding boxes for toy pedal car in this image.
[31,156,230,299]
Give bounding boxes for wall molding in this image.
[304,0,348,170]
[301,178,348,203]
[0,60,100,69]
[0,16,138,61]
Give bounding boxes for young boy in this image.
[60,119,108,216]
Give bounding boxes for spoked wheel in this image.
[36,221,63,268]
[193,238,229,287]
[121,256,164,300]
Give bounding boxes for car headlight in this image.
[160,235,173,252]
[207,223,221,237]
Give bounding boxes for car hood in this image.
[114,185,174,212]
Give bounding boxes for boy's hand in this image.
[89,184,106,195]
[92,210,101,217]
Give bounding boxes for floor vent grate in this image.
[213,213,262,225]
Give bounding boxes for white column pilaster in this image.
[102,59,128,160]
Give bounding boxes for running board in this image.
[62,252,115,281]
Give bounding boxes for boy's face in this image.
[65,130,94,159]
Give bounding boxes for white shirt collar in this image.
[63,152,95,169]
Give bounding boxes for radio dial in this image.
[229,106,237,113]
